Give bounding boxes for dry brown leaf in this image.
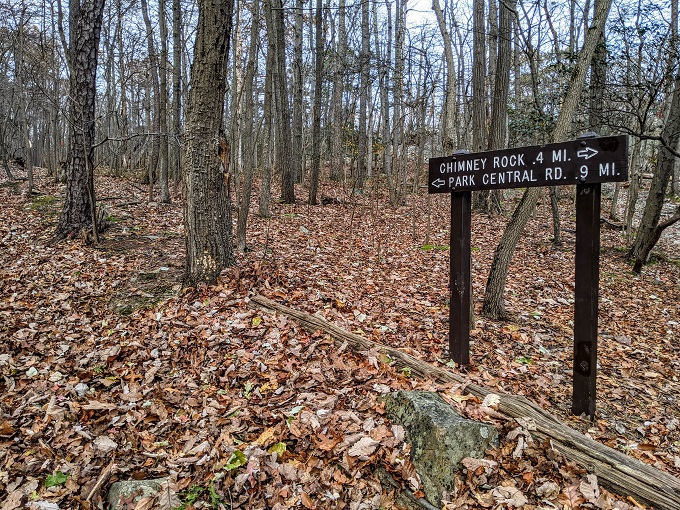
[580,474,600,503]
[492,485,528,508]
[558,484,585,508]
[156,480,181,510]
[82,401,117,411]
[256,427,277,447]
[347,436,379,459]
[0,491,24,510]
[133,497,155,510]
[301,491,315,509]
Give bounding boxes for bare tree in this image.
[377,0,395,200]
[629,72,680,271]
[183,0,235,285]
[56,0,106,240]
[237,0,260,251]
[484,0,515,214]
[158,0,170,202]
[432,0,456,154]
[330,0,346,182]
[308,0,323,205]
[355,0,370,191]
[140,0,160,200]
[471,0,490,211]
[482,0,613,319]
[264,0,295,203]
[292,0,304,184]
[171,0,182,182]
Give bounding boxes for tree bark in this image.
[158,0,170,203]
[237,0,260,252]
[472,0,490,211]
[330,0,346,182]
[56,0,105,240]
[485,0,515,214]
[183,0,235,286]
[482,0,613,319]
[15,6,34,194]
[393,0,405,200]
[378,1,395,201]
[264,0,295,203]
[292,0,304,184]
[671,0,679,195]
[432,0,456,155]
[308,0,323,205]
[629,72,680,268]
[259,48,274,218]
[172,0,182,182]
[355,0,370,192]
[140,0,160,199]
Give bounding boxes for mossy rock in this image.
[382,390,498,507]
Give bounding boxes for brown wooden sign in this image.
[431,134,629,420]
[429,135,628,193]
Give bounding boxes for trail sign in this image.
[432,134,630,420]
[429,135,628,193]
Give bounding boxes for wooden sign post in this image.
[428,134,628,419]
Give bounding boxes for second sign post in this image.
[430,134,628,419]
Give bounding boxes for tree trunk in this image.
[183,0,235,286]
[237,0,260,251]
[172,0,182,182]
[669,0,679,196]
[158,0,171,203]
[589,0,608,223]
[56,0,105,240]
[482,0,613,319]
[330,0,346,182]
[393,0,406,201]
[486,0,515,214]
[629,73,680,268]
[632,205,680,273]
[116,4,129,174]
[355,0,370,192]
[432,0,456,155]
[15,8,34,195]
[379,1,395,201]
[140,0,160,199]
[308,0,323,205]
[471,0,489,211]
[259,48,274,218]
[488,0,498,103]
[264,0,295,203]
[292,0,304,184]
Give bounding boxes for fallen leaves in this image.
[1,175,677,508]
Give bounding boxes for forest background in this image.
[1,0,680,506]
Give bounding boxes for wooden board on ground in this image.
[250,295,680,510]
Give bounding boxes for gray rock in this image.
[383,390,498,507]
[107,478,168,509]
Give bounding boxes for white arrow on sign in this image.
[577,147,598,159]
[431,178,446,188]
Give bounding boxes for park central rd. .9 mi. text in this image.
[428,135,628,193]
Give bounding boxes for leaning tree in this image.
[481,0,613,319]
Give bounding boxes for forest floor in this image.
[1,169,679,509]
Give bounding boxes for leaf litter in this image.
[1,173,678,508]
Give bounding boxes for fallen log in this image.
[251,295,680,510]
